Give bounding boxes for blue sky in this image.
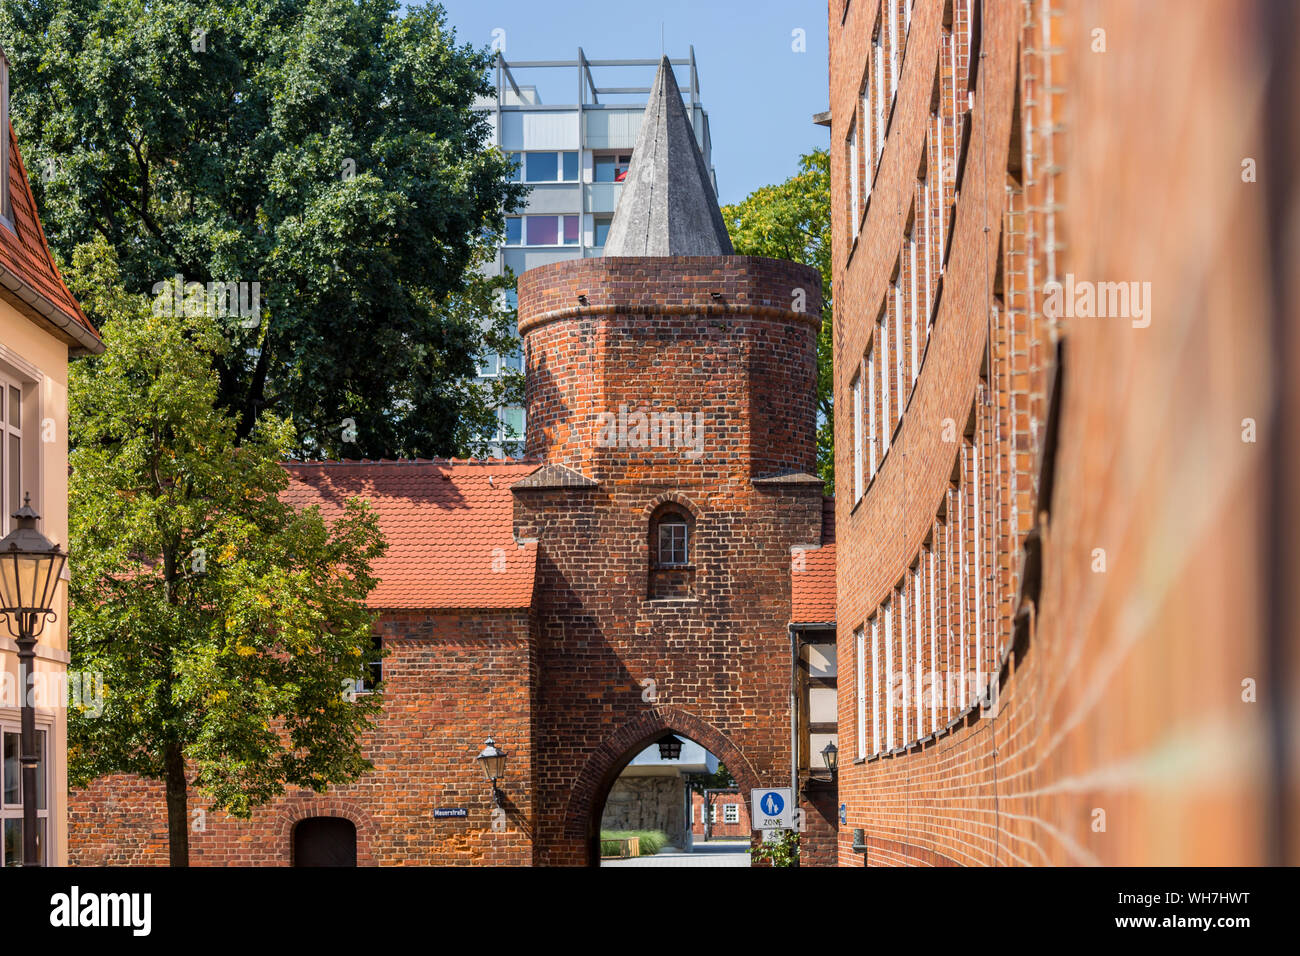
[431,0,830,206]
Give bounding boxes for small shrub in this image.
[600,829,671,856]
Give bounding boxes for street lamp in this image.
[821,740,839,774]
[476,736,507,807]
[656,733,683,760]
[0,495,67,867]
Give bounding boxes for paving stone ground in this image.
[600,840,752,868]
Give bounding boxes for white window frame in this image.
[852,371,863,501]
[893,279,906,422]
[913,564,924,733]
[928,544,939,733]
[870,617,881,754]
[883,599,895,749]
[909,230,920,384]
[0,370,25,535]
[878,313,891,456]
[889,0,900,99]
[848,121,860,241]
[972,429,983,701]
[861,81,873,199]
[723,803,739,825]
[855,627,866,759]
[899,581,909,744]
[1,717,52,866]
[867,346,878,477]
[874,41,886,165]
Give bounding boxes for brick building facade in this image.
[830,0,1297,866]
[68,58,839,866]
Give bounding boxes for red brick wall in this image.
[516,254,825,865]
[69,610,537,866]
[690,790,751,838]
[830,0,1293,867]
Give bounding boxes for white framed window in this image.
[971,430,984,699]
[923,176,934,329]
[867,346,878,477]
[0,372,25,534]
[861,81,873,198]
[723,803,739,825]
[874,42,886,164]
[1,720,50,866]
[928,542,939,733]
[593,153,632,183]
[957,467,968,710]
[870,617,881,754]
[848,121,860,241]
[889,0,900,99]
[893,279,906,420]
[855,626,866,759]
[899,580,909,744]
[909,230,920,384]
[913,564,924,733]
[878,312,891,456]
[933,112,945,273]
[883,599,895,749]
[710,805,717,823]
[852,371,863,501]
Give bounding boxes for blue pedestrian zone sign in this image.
[751,788,793,829]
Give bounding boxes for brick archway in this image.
[273,797,380,867]
[564,706,762,866]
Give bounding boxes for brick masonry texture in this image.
[68,251,835,866]
[70,611,537,865]
[831,0,1297,866]
[516,253,828,865]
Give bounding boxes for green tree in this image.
[0,0,527,458]
[722,150,833,490]
[64,239,387,866]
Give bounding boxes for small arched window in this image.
[649,504,695,599]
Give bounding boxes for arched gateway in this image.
[514,56,826,867]
[67,55,837,869]
[565,708,763,865]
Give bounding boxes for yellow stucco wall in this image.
[0,295,72,866]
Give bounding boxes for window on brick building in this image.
[878,304,891,457]
[658,518,688,566]
[649,505,695,599]
[867,345,878,477]
[899,576,909,744]
[848,120,860,241]
[724,803,739,824]
[870,615,881,754]
[355,634,383,695]
[883,598,895,749]
[855,626,866,759]
[852,370,864,501]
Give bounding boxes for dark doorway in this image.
[292,817,357,867]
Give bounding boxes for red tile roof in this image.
[282,460,539,611]
[0,122,101,350]
[791,497,836,624]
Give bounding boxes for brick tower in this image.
[514,57,824,865]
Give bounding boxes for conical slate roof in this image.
[603,57,734,256]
